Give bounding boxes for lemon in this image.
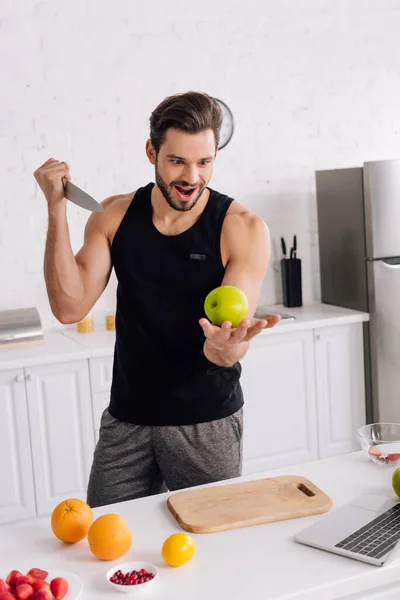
[161,533,196,567]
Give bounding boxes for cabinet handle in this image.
[315,334,321,341]
[14,375,24,383]
[25,374,32,381]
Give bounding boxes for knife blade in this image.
[62,178,104,213]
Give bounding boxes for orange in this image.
[88,514,132,561]
[51,498,94,543]
[161,533,196,567]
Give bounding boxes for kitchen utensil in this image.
[288,234,297,259]
[106,562,159,594]
[167,475,332,534]
[62,178,104,212]
[357,423,400,465]
[280,237,287,258]
[281,257,302,307]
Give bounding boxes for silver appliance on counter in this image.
[0,307,44,346]
[316,158,400,423]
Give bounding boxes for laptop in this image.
[294,494,400,566]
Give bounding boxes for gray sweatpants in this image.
[86,407,243,508]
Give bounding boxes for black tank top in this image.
[108,182,243,426]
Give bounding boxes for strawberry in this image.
[31,581,50,593]
[0,592,16,600]
[26,570,48,582]
[387,453,400,462]
[50,577,69,600]
[6,570,23,588]
[0,581,11,594]
[31,591,52,600]
[16,576,34,587]
[15,583,34,600]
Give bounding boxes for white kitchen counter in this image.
[258,302,369,335]
[1,451,399,600]
[62,301,369,349]
[61,327,116,357]
[0,331,89,371]
[0,303,369,371]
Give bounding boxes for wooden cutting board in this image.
[167,475,332,534]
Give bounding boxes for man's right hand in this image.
[34,158,72,208]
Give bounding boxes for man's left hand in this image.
[199,314,281,351]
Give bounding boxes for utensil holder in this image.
[281,258,302,307]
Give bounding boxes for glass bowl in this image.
[357,423,400,466]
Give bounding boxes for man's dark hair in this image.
[149,91,223,153]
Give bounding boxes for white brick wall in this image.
[2,0,400,329]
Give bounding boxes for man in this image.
[34,91,280,508]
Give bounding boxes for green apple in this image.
[204,285,249,328]
[392,468,400,497]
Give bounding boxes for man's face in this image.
[149,128,216,212]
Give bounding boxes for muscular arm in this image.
[44,200,113,324]
[202,212,274,367]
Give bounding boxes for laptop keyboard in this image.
[335,502,400,559]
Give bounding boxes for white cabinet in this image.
[0,314,367,524]
[241,322,366,474]
[25,361,95,516]
[89,356,113,441]
[0,370,36,524]
[314,323,366,458]
[241,330,319,475]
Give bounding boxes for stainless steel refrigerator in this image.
[316,159,400,424]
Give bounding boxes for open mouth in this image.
[174,185,197,200]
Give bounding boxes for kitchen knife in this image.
[281,237,287,258]
[62,178,104,213]
[293,235,297,258]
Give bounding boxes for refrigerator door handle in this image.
[380,258,400,269]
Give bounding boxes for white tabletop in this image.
[1,451,399,600]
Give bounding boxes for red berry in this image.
[26,569,48,582]
[0,593,15,600]
[6,571,23,589]
[0,581,12,594]
[15,583,34,600]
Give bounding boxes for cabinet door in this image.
[240,330,318,475]
[314,323,366,458]
[93,392,110,442]
[25,360,95,515]
[89,357,114,438]
[0,370,36,523]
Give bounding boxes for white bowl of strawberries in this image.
[0,567,78,600]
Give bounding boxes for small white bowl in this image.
[106,561,159,594]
